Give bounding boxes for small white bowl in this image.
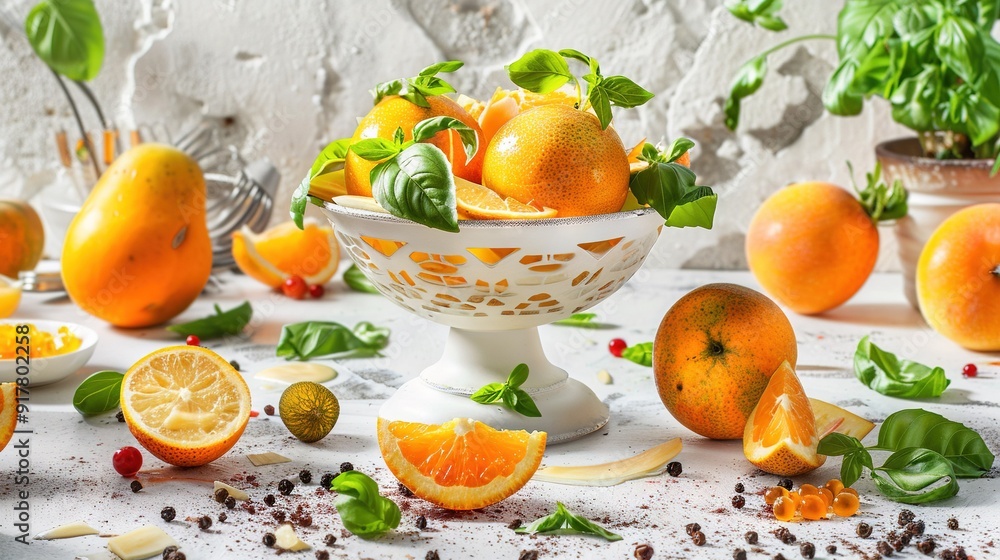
[0,320,98,386]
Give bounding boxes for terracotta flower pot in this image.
[876,138,1000,309]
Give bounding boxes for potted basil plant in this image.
[724,0,1000,308]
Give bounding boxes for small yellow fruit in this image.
[279,382,340,443]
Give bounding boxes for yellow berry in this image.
[765,486,789,505]
[840,487,859,497]
[788,491,802,508]
[833,492,860,517]
[801,494,827,520]
[824,479,844,496]
[799,483,819,497]
[818,487,834,508]
[773,496,796,521]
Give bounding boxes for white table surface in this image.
[1,267,997,560]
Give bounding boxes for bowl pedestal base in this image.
[378,327,609,443]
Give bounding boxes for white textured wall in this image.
[0,0,910,270]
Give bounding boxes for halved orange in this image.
[0,383,18,453]
[459,87,578,145]
[231,219,339,288]
[377,417,546,510]
[743,361,825,476]
[455,177,557,220]
[121,346,251,467]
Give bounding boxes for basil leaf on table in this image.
[470,363,541,418]
[621,342,653,367]
[817,432,873,488]
[331,471,400,539]
[73,370,123,417]
[551,313,614,329]
[516,502,622,541]
[854,336,950,398]
[870,448,959,504]
[25,0,105,82]
[166,301,253,340]
[343,264,380,294]
[276,321,390,361]
[872,409,995,478]
[370,143,459,233]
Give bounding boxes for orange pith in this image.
[121,346,251,467]
[743,361,825,476]
[377,417,546,510]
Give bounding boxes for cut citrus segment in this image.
[333,195,389,214]
[743,361,826,476]
[0,383,17,453]
[455,177,557,220]
[308,169,348,201]
[120,346,251,467]
[377,417,546,510]
[459,86,578,144]
[533,438,681,486]
[811,398,875,440]
[279,381,340,443]
[231,219,339,288]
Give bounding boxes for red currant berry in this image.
[282,275,308,299]
[186,334,200,346]
[608,338,627,357]
[113,446,143,477]
[962,363,978,378]
[249,410,260,418]
[308,284,325,299]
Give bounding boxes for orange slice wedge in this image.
[811,398,875,440]
[377,417,546,510]
[121,346,251,467]
[455,177,557,220]
[0,383,17,453]
[231,219,339,288]
[743,361,826,476]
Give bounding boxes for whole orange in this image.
[62,144,212,327]
[482,104,630,217]
[0,200,44,278]
[917,203,1000,351]
[653,283,798,440]
[746,182,878,314]
[345,95,485,197]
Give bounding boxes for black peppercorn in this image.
[666,461,682,477]
[947,517,959,530]
[340,462,354,473]
[323,533,337,547]
[734,482,745,493]
[229,360,240,371]
[773,554,787,560]
[782,530,797,544]
[898,509,915,527]
[634,543,654,560]
[826,545,837,555]
[264,494,276,507]
[162,545,178,559]
[116,410,126,422]
[425,551,441,560]
[899,533,911,547]
[733,549,747,560]
[416,515,427,530]
[800,542,815,559]
[940,549,957,560]
[518,551,538,560]
[224,496,236,509]
[732,495,746,509]
[278,479,294,495]
[314,551,329,560]
[905,520,925,536]
[508,518,522,530]
[917,539,935,554]
[857,522,873,538]
[299,514,313,527]
[263,532,276,547]
[778,478,793,490]
[685,522,701,536]
[745,531,758,545]
[891,538,904,551]
[197,516,212,531]
[692,531,706,546]
[876,540,893,556]
[299,470,313,484]
[263,404,275,416]
[218,512,227,523]
[272,510,286,523]
[160,507,176,522]
[130,480,143,493]
[398,482,414,498]
[164,552,186,560]
[214,488,229,503]
[320,473,336,489]
[955,546,968,560]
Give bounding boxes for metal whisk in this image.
[206,159,279,271]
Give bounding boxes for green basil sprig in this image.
[621,342,653,367]
[372,60,463,108]
[343,264,380,294]
[848,162,908,222]
[515,502,622,541]
[276,321,389,361]
[724,0,788,31]
[330,471,400,539]
[854,336,950,398]
[470,363,541,418]
[818,408,994,503]
[290,137,352,228]
[551,313,613,329]
[25,0,105,82]
[73,370,123,417]
[630,139,717,229]
[506,49,653,129]
[166,301,253,340]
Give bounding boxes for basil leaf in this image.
[666,188,717,229]
[872,409,995,478]
[343,264,380,294]
[370,143,459,233]
[822,58,864,116]
[373,60,462,107]
[854,336,950,398]
[558,48,599,74]
[600,75,654,108]
[350,138,401,161]
[25,0,105,82]
[309,138,352,178]
[841,448,875,488]
[411,116,479,163]
[331,471,400,539]
[516,502,622,542]
[725,0,787,31]
[870,448,959,504]
[587,81,614,130]
[817,432,866,456]
[469,364,541,417]
[290,176,314,229]
[551,313,612,329]
[664,137,696,163]
[507,363,529,389]
[166,301,252,340]
[470,383,506,405]
[724,54,767,130]
[621,342,653,367]
[276,321,390,361]
[419,60,463,76]
[507,49,574,94]
[72,370,123,417]
[372,79,403,105]
[936,15,984,84]
[630,161,715,229]
[818,432,873,487]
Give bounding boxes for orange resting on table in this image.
[0,383,18,453]
[377,417,546,510]
[743,361,825,476]
[120,346,251,467]
[231,219,339,289]
[0,324,81,359]
[0,199,44,278]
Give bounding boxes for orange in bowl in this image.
[121,346,251,467]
